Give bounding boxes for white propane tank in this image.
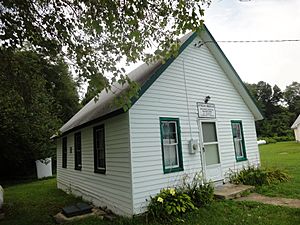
[35,157,52,179]
[257,140,267,145]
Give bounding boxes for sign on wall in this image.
[197,103,216,118]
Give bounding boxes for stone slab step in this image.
[214,183,254,200]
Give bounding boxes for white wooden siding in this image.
[57,112,133,216]
[129,36,260,214]
[295,127,300,142]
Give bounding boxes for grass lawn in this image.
[258,141,300,199]
[1,177,300,225]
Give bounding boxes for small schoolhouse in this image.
[55,25,263,216]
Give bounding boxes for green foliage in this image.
[261,137,277,144]
[273,136,295,142]
[229,166,290,186]
[180,173,214,207]
[260,136,295,144]
[284,82,300,116]
[147,188,195,222]
[245,81,299,139]
[0,50,80,178]
[0,0,211,108]
[147,173,214,222]
[43,60,81,122]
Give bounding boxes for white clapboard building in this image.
[55,25,263,216]
[291,114,300,142]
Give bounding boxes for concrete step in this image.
[214,183,254,200]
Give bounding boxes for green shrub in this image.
[259,136,295,144]
[147,188,195,221]
[260,137,277,144]
[273,136,295,142]
[267,168,291,183]
[181,173,214,207]
[184,182,214,207]
[229,166,290,186]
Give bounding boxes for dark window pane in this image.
[74,132,81,170]
[62,137,67,168]
[94,126,105,172]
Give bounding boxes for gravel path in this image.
[235,193,300,208]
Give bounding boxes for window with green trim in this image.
[231,121,247,161]
[160,118,183,173]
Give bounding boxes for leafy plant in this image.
[260,136,295,144]
[261,137,277,144]
[147,172,215,222]
[147,188,195,222]
[273,136,295,142]
[1,0,211,108]
[180,173,214,207]
[229,166,290,186]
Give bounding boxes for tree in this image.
[0,49,80,178]
[42,60,81,122]
[284,82,300,118]
[245,81,292,138]
[0,0,211,107]
[245,81,283,117]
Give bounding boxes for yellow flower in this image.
[157,197,164,203]
[169,188,176,196]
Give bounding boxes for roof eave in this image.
[57,25,264,137]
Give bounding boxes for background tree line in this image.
[245,81,300,141]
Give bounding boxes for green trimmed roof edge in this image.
[56,25,263,138]
[202,25,264,119]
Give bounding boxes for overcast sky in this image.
[204,0,300,90]
[81,0,300,97]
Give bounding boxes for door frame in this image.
[198,119,223,182]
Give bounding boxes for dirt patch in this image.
[235,193,300,208]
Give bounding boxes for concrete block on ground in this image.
[53,208,105,224]
[214,183,254,200]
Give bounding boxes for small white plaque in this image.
[197,103,216,118]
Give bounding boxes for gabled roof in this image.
[59,25,263,136]
[291,114,300,129]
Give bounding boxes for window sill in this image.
[236,157,247,162]
[164,167,184,174]
[75,167,82,171]
[94,169,106,174]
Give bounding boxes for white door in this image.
[199,121,223,182]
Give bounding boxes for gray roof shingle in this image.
[59,33,193,134]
